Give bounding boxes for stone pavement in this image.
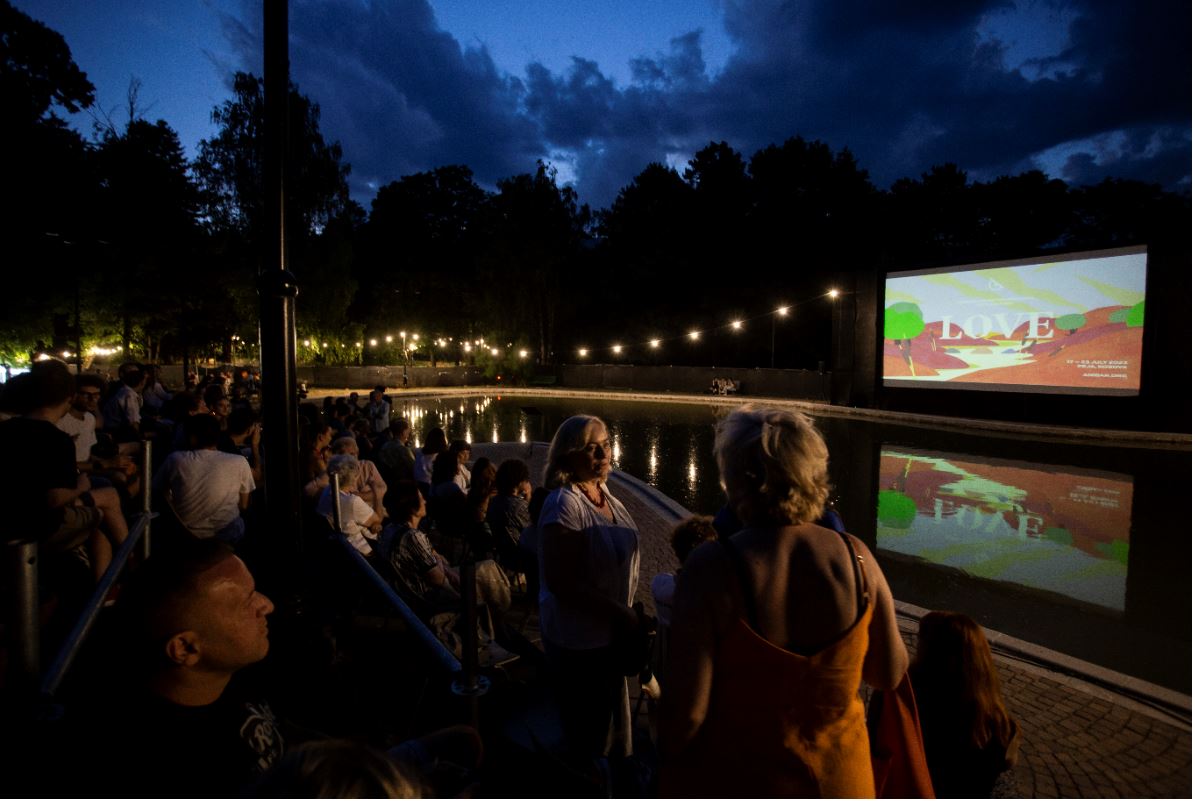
[472,440,1192,799]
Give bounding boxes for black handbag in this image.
[611,602,656,677]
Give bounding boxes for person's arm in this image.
[658,542,729,761]
[47,472,90,509]
[852,535,909,690]
[238,492,251,511]
[247,424,263,485]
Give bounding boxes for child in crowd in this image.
[651,515,718,628]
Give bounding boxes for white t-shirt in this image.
[537,483,639,649]
[316,488,375,555]
[153,449,255,538]
[57,411,98,462]
[104,384,142,428]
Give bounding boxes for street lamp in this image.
[772,306,789,368]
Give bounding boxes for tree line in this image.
[3,2,1188,375]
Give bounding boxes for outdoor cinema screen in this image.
[882,247,1147,395]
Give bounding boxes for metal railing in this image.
[328,475,462,676]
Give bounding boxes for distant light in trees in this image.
[385,335,393,343]
[518,350,528,359]
[412,333,420,341]
[777,306,789,316]
[649,339,660,348]
[612,345,623,354]
[303,340,311,347]
[731,320,743,330]
[828,289,840,299]
[579,348,589,357]
[688,331,701,341]
[490,347,498,356]
[464,343,472,352]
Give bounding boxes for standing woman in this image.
[660,406,908,798]
[538,415,640,768]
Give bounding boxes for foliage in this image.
[884,303,925,341]
[1125,300,1145,328]
[1055,313,1087,335]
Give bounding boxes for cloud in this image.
[217,0,1191,208]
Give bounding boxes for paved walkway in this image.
[473,440,1191,799]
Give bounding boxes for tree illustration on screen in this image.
[1056,313,1087,336]
[1125,300,1145,328]
[884,302,925,375]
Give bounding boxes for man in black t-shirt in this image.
[0,360,128,582]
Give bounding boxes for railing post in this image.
[6,540,39,689]
[138,439,152,560]
[330,474,343,533]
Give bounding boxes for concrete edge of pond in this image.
[363,386,1191,449]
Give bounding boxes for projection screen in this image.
[882,246,1147,395]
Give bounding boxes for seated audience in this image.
[253,739,422,798]
[376,418,416,485]
[103,366,146,440]
[153,413,254,542]
[330,433,387,519]
[908,611,1021,798]
[316,454,381,555]
[413,427,448,498]
[220,406,264,486]
[380,482,460,605]
[486,459,533,570]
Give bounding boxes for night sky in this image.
[17,0,1192,208]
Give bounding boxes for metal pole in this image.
[7,540,39,689]
[330,473,343,533]
[771,316,776,369]
[260,0,302,581]
[138,439,152,560]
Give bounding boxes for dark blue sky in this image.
[18,0,1192,208]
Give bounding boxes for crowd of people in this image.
[0,361,1021,798]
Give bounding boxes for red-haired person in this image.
[910,611,1021,798]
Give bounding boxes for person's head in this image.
[670,515,718,566]
[333,400,352,420]
[544,415,612,489]
[390,418,412,443]
[369,390,382,404]
[202,383,226,413]
[253,739,421,799]
[165,390,202,421]
[123,367,146,390]
[327,454,361,489]
[913,611,1016,749]
[119,540,274,677]
[495,459,531,497]
[385,480,426,524]
[72,373,106,414]
[421,427,447,455]
[449,439,472,465]
[184,412,222,450]
[226,407,256,438]
[22,358,76,417]
[714,405,830,527]
[470,457,496,492]
[431,444,464,486]
[350,418,372,439]
[330,433,359,457]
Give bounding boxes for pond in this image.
[390,391,1191,693]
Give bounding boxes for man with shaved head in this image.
[80,540,283,796]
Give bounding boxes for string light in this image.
[570,287,843,356]
[579,347,589,357]
[369,338,377,346]
[518,349,528,359]
[385,335,393,343]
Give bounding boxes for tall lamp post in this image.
[771,306,789,368]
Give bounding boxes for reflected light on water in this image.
[465,427,473,444]
[492,426,500,444]
[519,425,528,444]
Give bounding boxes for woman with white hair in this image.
[660,405,908,798]
[316,454,382,555]
[538,414,641,770]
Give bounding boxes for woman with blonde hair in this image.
[538,415,641,774]
[911,611,1021,797]
[660,405,908,798]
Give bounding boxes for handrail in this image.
[328,475,461,675]
[39,511,154,697]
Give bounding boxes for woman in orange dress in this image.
[659,406,909,798]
